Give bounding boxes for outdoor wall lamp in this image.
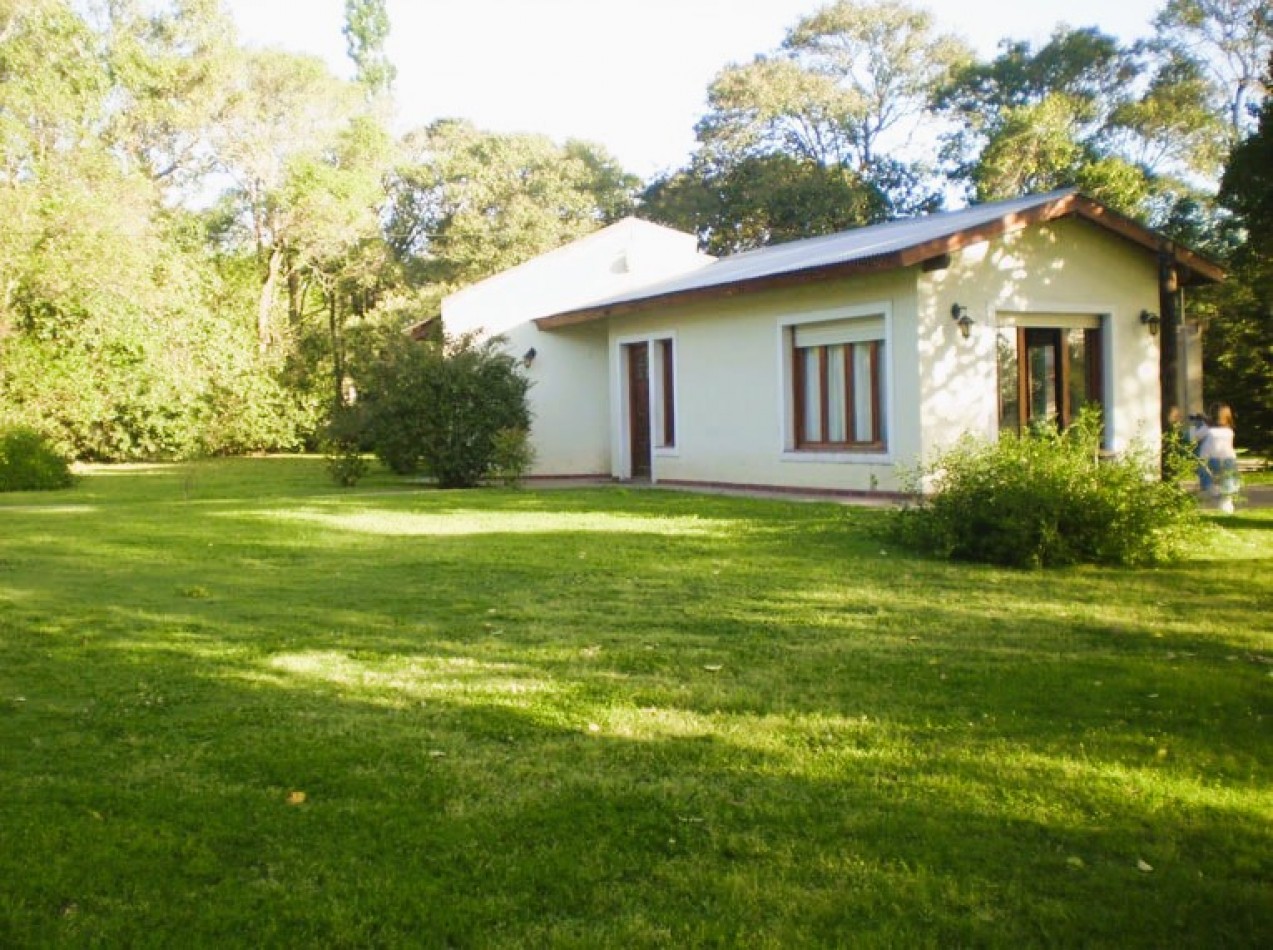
[950,304,974,340]
[1140,310,1161,336]
[522,347,537,367]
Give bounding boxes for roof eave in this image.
[535,194,1086,330]
[1065,195,1226,285]
[405,315,440,340]
[533,192,1224,330]
[533,252,908,330]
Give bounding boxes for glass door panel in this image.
[1025,328,1061,426]
[997,329,1020,435]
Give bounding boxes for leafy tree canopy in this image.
[646,0,964,251]
[1153,0,1271,137]
[1206,59,1273,450]
[934,19,1233,235]
[387,119,639,287]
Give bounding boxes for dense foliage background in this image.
[0,0,1268,458]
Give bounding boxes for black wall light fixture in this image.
[950,304,974,340]
[522,347,537,367]
[1139,310,1161,336]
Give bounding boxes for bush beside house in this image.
[357,332,531,488]
[894,412,1199,568]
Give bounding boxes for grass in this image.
[1,457,1270,948]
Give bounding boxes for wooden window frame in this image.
[658,338,675,449]
[1004,325,1105,432]
[793,338,885,452]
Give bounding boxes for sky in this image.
[223,0,1167,178]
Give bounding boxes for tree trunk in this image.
[287,255,302,329]
[329,290,345,407]
[258,245,283,354]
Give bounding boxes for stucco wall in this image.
[606,270,921,492]
[504,319,612,476]
[917,217,1163,460]
[440,219,709,475]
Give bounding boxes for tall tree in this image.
[1208,58,1273,449]
[776,0,971,168]
[386,120,638,287]
[648,0,968,251]
[102,0,238,194]
[208,49,363,352]
[281,115,397,406]
[1153,0,1272,136]
[1,1,324,458]
[343,0,396,97]
[1108,51,1228,178]
[936,27,1146,204]
[0,0,107,182]
[642,154,892,256]
[934,22,1232,233]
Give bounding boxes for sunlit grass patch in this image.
[0,503,98,514]
[256,650,564,705]
[0,456,1270,946]
[244,506,731,538]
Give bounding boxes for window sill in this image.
[780,449,891,464]
[654,447,679,458]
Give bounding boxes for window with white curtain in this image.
[791,316,886,451]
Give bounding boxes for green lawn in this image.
[1,458,1269,948]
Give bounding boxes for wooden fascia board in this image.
[536,197,1087,329]
[892,193,1080,268]
[1067,195,1226,284]
[405,315,440,340]
[534,193,1223,330]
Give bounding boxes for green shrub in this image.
[893,411,1199,568]
[324,445,369,487]
[489,427,536,486]
[323,407,370,487]
[0,426,75,492]
[351,333,430,475]
[358,332,531,488]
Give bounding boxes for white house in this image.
[438,189,1222,495]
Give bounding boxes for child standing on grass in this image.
[1187,411,1212,493]
[1199,403,1239,513]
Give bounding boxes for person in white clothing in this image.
[1198,403,1239,513]
[1186,412,1212,492]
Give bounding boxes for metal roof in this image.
[535,189,1224,330]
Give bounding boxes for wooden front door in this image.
[626,343,651,478]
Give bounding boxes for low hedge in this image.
[0,426,75,492]
[893,413,1199,568]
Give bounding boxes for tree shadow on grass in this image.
[2,634,1269,947]
[1206,512,1273,531]
[1,471,1270,945]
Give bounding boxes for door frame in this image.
[993,309,1111,447]
[612,332,678,481]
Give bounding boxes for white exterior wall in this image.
[917,218,1163,460]
[607,271,921,492]
[449,212,1169,491]
[440,219,710,475]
